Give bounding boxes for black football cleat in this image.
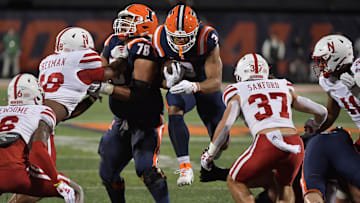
[199,161,230,182]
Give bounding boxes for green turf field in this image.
[0,86,358,203]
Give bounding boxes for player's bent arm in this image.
[100,53,108,66]
[291,90,328,126]
[208,95,241,156]
[317,94,341,133]
[44,100,68,124]
[65,95,98,120]
[28,120,59,185]
[110,58,157,101]
[200,45,223,94]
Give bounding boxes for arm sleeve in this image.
[39,107,56,130]
[222,84,239,106]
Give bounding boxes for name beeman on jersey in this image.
[39,58,66,71]
[247,80,280,91]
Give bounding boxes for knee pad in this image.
[141,167,167,187]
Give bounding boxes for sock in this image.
[29,140,59,184]
[177,156,191,165]
[103,176,125,203]
[168,115,190,157]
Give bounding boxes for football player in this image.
[89,4,169,203]
[153,4,227,186]
[301,127,360,203]
[0,74,78,202]
[200,53,328,202]
[10,27,122,203]
[300,34,360,203]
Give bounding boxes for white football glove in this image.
[169,80,200,95]
[111,45,128,59]
[354,72,360,88]
[164,61,182,88]
[201,149,214,171]
[56,181,76,203]
[340,72,355,88]
[88,82,114,95]
[303,118,321,138]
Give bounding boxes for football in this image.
[161,60,186,79]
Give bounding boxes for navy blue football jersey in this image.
[153,24,219,82]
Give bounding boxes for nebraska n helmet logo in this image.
[327,41,335,53]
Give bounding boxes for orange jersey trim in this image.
[127,38,152,50]
[198,26,215,55]
[152,115,165,166]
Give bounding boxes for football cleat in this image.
[175,163,194,186]
[199,161,229,182]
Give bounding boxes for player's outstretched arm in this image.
[201,95,240,170]
[291,90,328,135]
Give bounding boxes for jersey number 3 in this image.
[249,92,289,121]
[39,73,64,92]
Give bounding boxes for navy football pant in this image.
[301,130,360,199]
[98,116,169,203]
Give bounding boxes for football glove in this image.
[201,148,213,171]
[164,61,182,88]
[340,72,355,88]
[303,118,320,138]
[200,161,229,182]
[111,45,128,59]
[55,181,76,203]
[88,82,114,96]
[169,80,200,95]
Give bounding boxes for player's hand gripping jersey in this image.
[223,79,296,136]
[153,24,219,82]
[0,105,56,170]
[39,49,103,115]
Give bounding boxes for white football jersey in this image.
[38,49,102,115]
[319,75,360,129]
[0,105,56,144]
[223,79,296,136]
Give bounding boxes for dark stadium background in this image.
[0,0,359,81]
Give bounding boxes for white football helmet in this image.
[234,53,269,82]
[312,34,354,77]
[54,27,95,53]
[8,73,44,106]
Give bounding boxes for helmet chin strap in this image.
[178,46,184,60]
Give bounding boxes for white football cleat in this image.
[175,163,194,186]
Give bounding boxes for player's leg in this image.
[166,92,196,186]
[227,175,255,203]
[195,90,226,140]
[274,134,304,203]
[300,135,328,203]
[131,126,169,203]
[98,116,132,203]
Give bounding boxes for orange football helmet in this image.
[113,4,158,39]
[165,5,199,56]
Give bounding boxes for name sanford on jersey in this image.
[247,81,280,91]
[39,58,66,71]
[0,106,29,114]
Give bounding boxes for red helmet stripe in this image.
[252,53,259,73]
[13,74,23,99]
[55,27,71,52]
